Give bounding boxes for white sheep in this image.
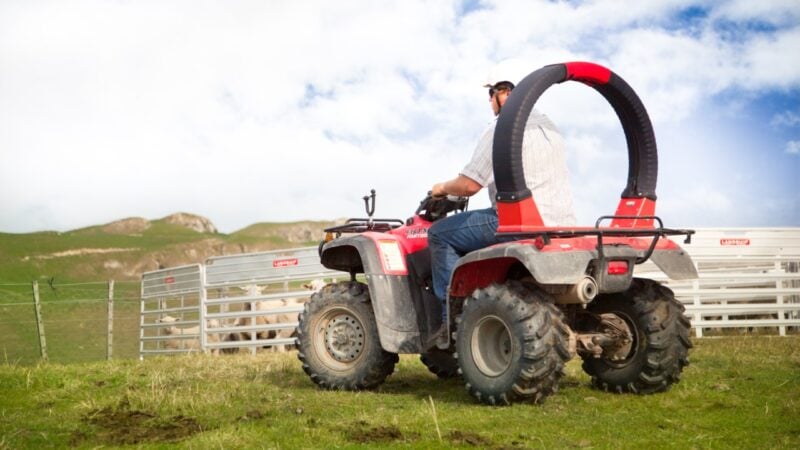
[157,315,221,355]
[302,279,328,292]
[224,279,328,352]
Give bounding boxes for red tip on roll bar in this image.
[564,61,611,85]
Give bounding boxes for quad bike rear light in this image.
[607,260,629,275]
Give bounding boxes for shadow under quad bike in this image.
[297,61,697,405]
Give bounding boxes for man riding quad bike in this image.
[296,61,696,405]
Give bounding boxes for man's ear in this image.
[498,89,511,104]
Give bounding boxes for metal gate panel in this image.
[204,247,337,287]
[636,228,800,337]
[140,264,205,358]
[202,248,341,354]
[141,264,203,298]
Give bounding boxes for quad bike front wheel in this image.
[581,278,692,394]
[297,281,398,390]
[455,281,571,405]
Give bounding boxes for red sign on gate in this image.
[720,238,750,246]
[164,276,175,284]
[273,258,299,268]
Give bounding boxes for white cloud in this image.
[772,111,800,127]
[787,140,800,154]
[1,0,799,233]
[713,0,800,24]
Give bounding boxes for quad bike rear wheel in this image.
[581,278,691,394]
[297,281,398,390]
[455,282,571,405]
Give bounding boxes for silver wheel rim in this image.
[605,311,638,367]
[471,315,513,377]
[321,310,364,363]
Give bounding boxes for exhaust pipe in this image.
[555,277,598,304]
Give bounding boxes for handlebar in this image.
[416,192,469,222]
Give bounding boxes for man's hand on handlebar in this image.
[416,192,469,222]
[431,182,447,198]
[430,175,482,199]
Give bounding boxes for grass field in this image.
[1,336,798,449]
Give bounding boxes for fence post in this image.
[788,261,799,333]
[32,281,48,362]
[692,278,703,338]
[107,280,115,360]
[139,282,146,361]
[774,274,785,337]
[199,266,207,353]
[247,284,258,355]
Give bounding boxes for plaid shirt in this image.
[460,109,577,226]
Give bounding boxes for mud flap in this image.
[365,273,421,353]
[649,249,698,280]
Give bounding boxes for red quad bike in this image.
[297,61,697,405]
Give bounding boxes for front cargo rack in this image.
[325,218,405,236]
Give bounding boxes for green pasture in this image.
[1,336,798,449]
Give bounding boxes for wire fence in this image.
[0,281,142,365]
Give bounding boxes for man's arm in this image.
[431,174,482,198]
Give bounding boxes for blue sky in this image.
[1,0,798,233]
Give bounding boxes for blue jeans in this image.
[428,208,500,319]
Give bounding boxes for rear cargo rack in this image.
[497,215,695,264]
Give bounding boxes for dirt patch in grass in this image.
[448,430,493,447]
[345,421,417,444]
[74,400,203,445]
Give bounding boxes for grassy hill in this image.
[0,213,338,284]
